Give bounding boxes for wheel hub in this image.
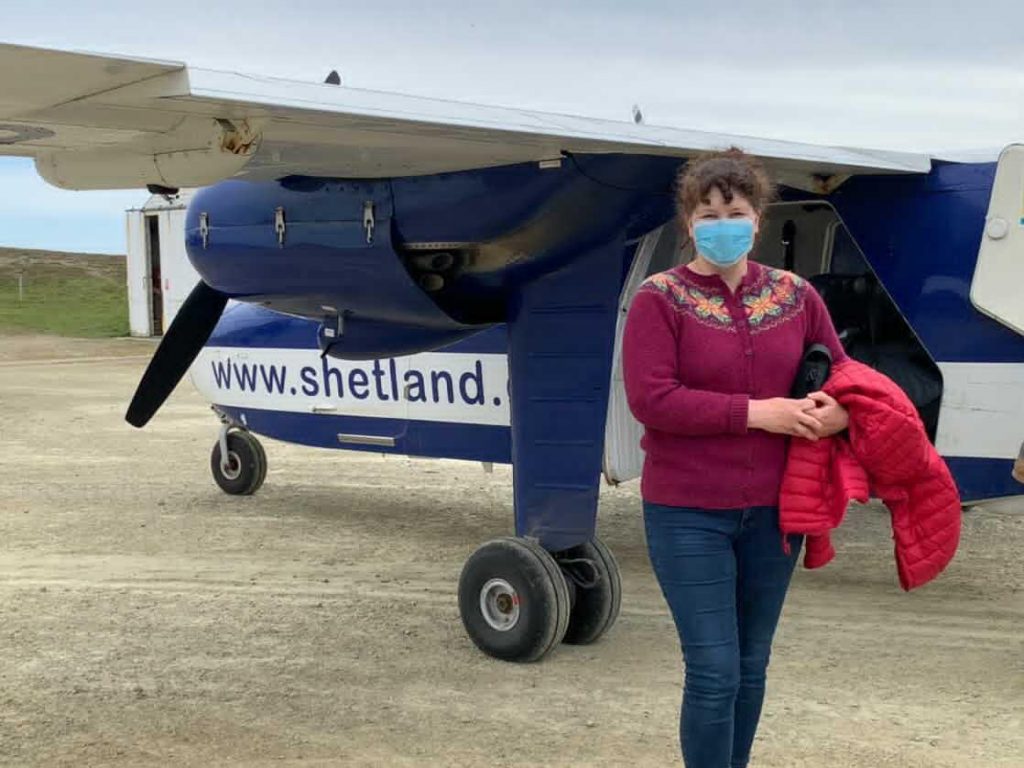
[220,451,242,480]
[479,578,520,631]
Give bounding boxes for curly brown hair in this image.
[676,147,775,223]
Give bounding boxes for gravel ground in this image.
[0,335,1021,767]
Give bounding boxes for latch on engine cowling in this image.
[274,207,286,247]
[363,201,375,244]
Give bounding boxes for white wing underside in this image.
[0,43,933,191]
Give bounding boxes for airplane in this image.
[2,42,1022,663]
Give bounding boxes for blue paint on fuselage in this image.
[218,405,511,464]
[211,302,320,348]
[827,162,1024,363]
[209,302,508,353]
[944,456,1022,503]
[197,156,1022,505]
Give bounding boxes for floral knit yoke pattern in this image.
[623,260,848,510]
[645,264,808,332]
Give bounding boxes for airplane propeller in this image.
[125,281,229,428]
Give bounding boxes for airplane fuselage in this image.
[185,155,1024,504]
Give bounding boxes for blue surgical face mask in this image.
[693,218,755,268]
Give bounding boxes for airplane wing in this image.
[0,42,932,191]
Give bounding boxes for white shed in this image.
[125,190,200,337]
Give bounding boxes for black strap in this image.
[790,343,833,398]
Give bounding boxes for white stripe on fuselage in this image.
[189,348,1023,462]
[190,347,511,427]
[936,363,1024,459]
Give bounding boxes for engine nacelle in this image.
[185,155,678,358]
[186,178,483,358]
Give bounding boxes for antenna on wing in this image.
[632,104,644,124]
[325,70,342,86]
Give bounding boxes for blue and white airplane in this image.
[3,43,1022,662]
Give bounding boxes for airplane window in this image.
[830,224,867,274]
[750,202,835,276]
[644,225,683,277]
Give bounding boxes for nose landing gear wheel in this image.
[558,537,621,646]
[458,537,571,663]
[210,430,267,496]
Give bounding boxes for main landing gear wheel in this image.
[210,429,267,496]
[558,537,621,646]
[458,537,571,663]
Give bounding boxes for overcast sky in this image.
[1,1,1022,253]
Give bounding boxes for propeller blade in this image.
[125,281,229,428]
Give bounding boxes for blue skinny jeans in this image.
[643,502,803,768]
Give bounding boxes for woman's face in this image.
[687,186,760,244]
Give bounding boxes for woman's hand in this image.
[747,397,823,440]
[806,391,849,437]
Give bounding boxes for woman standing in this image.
[622,148,849,767]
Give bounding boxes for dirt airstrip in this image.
[0,335,1021,767]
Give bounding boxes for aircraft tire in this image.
[210,431,267,496]
[251,433,268,491]
[458,537,571,663]
[559,537,622,646]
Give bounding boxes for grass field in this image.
[0,248,128,337]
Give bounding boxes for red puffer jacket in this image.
[779,359,961,590]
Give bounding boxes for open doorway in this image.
[752,201,943,440]
[605,202,944,486]
[145,215,164,336]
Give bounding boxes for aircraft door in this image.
[603,225,682,483]
[972,143,1024,336]
[126,211,152,336]
[145,214,163,335]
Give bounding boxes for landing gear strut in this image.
[210,426,267,495]
[458,535,621,662]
